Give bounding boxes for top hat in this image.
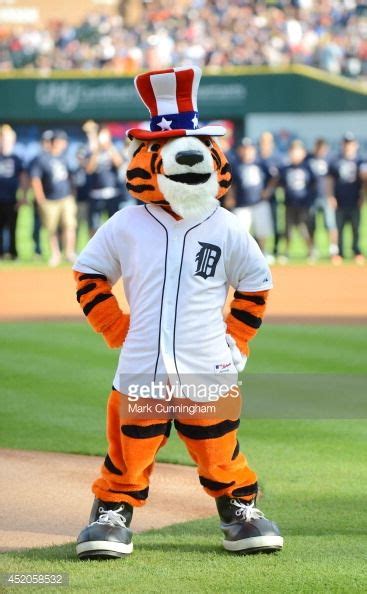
[127,66,226,140]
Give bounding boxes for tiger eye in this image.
[150,143,161,152]
[203,139,212,147]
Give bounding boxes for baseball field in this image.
[0,252,366,593]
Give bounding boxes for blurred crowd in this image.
[0,1,366,78]
[0,122,132,266]
[0,121,366,266]
[222,131,367,264]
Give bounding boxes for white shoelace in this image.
[230,499,265,522]
[91,505,127,528]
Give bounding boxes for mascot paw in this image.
[226,334,247,373]
[103,314,130,348]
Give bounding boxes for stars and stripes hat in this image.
[127,66,226,140]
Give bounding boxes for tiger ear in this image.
[127,138,144,160]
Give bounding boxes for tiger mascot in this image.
[73,66,283,560]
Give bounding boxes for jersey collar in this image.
[145,203,218,229]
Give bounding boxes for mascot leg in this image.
[174,417,283,554]
[93,388,171,505]
[174,417,257,499]
[76,388,171,560]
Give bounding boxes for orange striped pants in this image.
[92,389,258,507]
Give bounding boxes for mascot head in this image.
[126,67,232,219]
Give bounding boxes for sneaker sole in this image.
[76,540,133,560]
[223,535,283,553]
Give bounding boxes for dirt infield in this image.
[0,265,366,322]
[0,449,215,553]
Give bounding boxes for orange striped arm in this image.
[74,271,129,348]
[226,290,269,356]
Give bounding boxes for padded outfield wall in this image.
[0,65,366,121]
[1,65,366,148]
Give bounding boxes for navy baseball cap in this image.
[41,129,54,142]
[241,137,254,147]
[53,129,68,141]
[342,132,356,142]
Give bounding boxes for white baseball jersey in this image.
[73,204,272,392]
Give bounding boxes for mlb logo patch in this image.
[215,362,232,373]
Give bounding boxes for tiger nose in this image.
[175,151,204,166]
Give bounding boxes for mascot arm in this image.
[226,289,269,371]
[226,228,272,372]
[73,219,129,349]
[74,271,129,348]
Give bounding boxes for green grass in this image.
[0,322,366,457]
[1,322,366,592]
[0,512,366,593]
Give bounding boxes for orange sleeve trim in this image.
[226,290,269,355]
[74,271,129,348]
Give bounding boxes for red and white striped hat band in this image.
[127,66,226,140]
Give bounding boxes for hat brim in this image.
[127,125,226,140]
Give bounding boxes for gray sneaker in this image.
[216,496,283,554]
[76,499,133,560]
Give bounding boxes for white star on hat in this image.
[192,115,199,129]
[157,117,172,130]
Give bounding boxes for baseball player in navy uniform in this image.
[307,138,338,260]
[231,137,274,258]
[258,131,283,259]
[278,140,316,262]
[328,133,365,264]
[0,125,27,260]
[31,130,77,267]
[73,67,283,560]
[85,127,123,236]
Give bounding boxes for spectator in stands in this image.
[0,3,365,79]
[30,130,77,267]
[307,138,338,260]
[0,125,27,260]
[278,139,316,262]
[328,133,365,264]
[258,131,283,258]
[85,126,123,236]
[231,137,274,259]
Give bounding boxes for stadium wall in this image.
[1,66,366,123]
